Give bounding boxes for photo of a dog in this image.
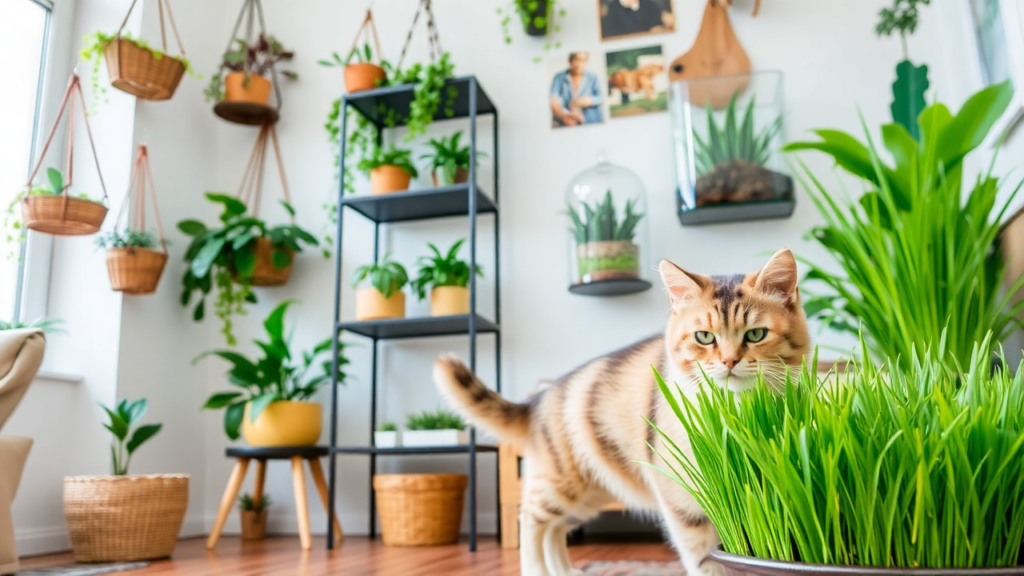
[606,45,668,118]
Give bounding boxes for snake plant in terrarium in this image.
[567,190,643,283]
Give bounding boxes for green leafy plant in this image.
[4,168,98,259]
[80,31,195,107]
[385,52,457,140]
[177,193,318,345]
[357,145,419,178]
[693,93,782,175]
[0,317,66,335]
[419,131,486,185]
[875,0,931,140]
[351,252,408,298]
[198,300,349,441]
[406,408,464,431]
[101,398,162,476]
[785,81,1021,365]
[378,422,397,432]
[318,44,377,68]
[567,190,642,245]
[410,239,482,300]
[653,335,1024,569]
[239,493,271,512]
[204,34,298,103]
[498,0,566,59]
[94,230,159,250]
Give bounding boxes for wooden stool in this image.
[206,446,343,550]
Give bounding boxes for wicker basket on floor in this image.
[106,247,168,294]
[373,474,468,546]
[103,38,186,100]
[63,474,189,562]
[22,196,107,236]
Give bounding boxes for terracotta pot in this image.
[355,287,405,321]
[344,63,386,93]
[241,401,322,447]
[430,286,469,317]
[431,167,469,188]
[240,509,268,541]
[224,72,272,105]
[370,165,413,195]
[576,240,640,283]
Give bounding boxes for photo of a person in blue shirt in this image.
[550,52,603,128]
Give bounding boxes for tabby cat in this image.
[434,249,810,576]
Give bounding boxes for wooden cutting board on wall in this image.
[668,0,753,108]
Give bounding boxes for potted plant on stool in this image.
[63,398,188,562]
[239,493,270,540]
[198,300,349,446]
[410,239,482,317]
[359,145,418,195]
[352,252,409,321]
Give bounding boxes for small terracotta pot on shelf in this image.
[355,287,405,321]
[22,196,107,236]
[370,165,413,195]
[105,247,168,295]
[345,63,386,93]
[430,286,469,317]
[241,401,322,447]
[224,72,272,105]
[240,509,268,541]
[431,167,469,188]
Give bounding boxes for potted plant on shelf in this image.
[420,131,485,187]
[5,168,107,247]
[410,239,482,317]
[402,409,467,447]
[351,252,409,321]
[198,300,349,446]
[178,193,317,345]
[96,230,168,295]
[383,52,457,140]
[374,422,400,448]
[567,190,643,284]
[80,28,192,101]
[238,493,270,541]
[358,145,419,195]
[63,398,189,563]
[320,45,387,93]
[654,338,1024,575]
[204,34,297,105]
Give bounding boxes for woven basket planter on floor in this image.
[373,473,467,546]
[103,38,186,100]
[23,196,107,236]
[63,474,189,563]
[105,247,168,294]
[249,237,293,287]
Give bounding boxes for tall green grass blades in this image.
[653,337,1024,568]
[693,93,782,175]
[786,81,1022,364]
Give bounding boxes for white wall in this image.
[9,0,991,553]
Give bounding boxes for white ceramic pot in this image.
[374,430,400,448]
[402,429,469,447]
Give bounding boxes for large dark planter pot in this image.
[522,0,550,36]
[710,548,1024,576]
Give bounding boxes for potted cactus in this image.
[567,190,643,284]
[352,252,409,321]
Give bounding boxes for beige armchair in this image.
[0,329,45,575]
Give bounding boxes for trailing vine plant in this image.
[498,0,566,61]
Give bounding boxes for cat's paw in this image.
[689,562,726,576]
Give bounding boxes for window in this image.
[0,0,52,324]
[970,0,1011,86]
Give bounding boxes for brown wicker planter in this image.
[240,510,268,541]
[373,474,467,546]
[105,247,167,295]
[63,474,189,563]
[248,237,293,287]
[103,38,186,101]
[709,548,1024,576]
[22,195,107,236]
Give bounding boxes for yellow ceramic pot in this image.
[430,286,470,316]
[242,401,322,447]
[355,287,406,321]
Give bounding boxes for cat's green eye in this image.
[745,328,767,343]
[695,331,715,345]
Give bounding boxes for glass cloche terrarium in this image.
[565,153,652,296]
[670,70,794,225]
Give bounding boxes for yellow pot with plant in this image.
[411,239,482,317]
[360,145,418,195]
[352,252,409,321]
[197,300,350,447]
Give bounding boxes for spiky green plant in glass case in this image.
[567,190,643,282]
[691,92,791,206]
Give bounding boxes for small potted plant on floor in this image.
[63,398,189,563]
[359,145,418,195]
[374,422,400,448]
[178,193,317,345]
[352,252,409,321]
[420,131,484,187]
[198,300,349,446]
[567,190,643,284]
[402,409,467,447]
[320,44,387,93]
[5,168,107,245]
[410,239,482,317]
[204,34,297,105]
[96,230,168,295]
[239,493,270,541]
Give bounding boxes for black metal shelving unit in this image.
[326,76,501,552]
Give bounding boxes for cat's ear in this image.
[659,260,707,307]
[753,249,799,301]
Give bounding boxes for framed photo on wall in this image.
[597,0,675,41]
[605,45,668,118]
[548,51,606,129]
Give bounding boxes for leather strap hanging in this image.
[113,145,168,254]
[220,0,283,110]
[25,74,109,211]
[236,123,293,221]
[397,0,443,70]
[348,9,383,65]
[116,0,186,57]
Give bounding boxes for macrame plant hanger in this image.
[105,145,169,295]
[114,145,168,255]
[348,9,383,66]
[396,0,443,70]
[108,0,187,100]
[214,0,283,125]
[23,74,109,236]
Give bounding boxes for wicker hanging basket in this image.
[104,0,188,100]
[249,236,293,286]
[63,474,189,563]
[373,474,467,546]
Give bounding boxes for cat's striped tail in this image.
[433,354,531,440]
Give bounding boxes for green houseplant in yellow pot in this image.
[410,238,483,317]
[352,252,409,321]
[198,300,349,446]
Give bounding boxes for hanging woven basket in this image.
[249,237,292,286]
[103,0,188,100]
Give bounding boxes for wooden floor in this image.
[21,536,677,575]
